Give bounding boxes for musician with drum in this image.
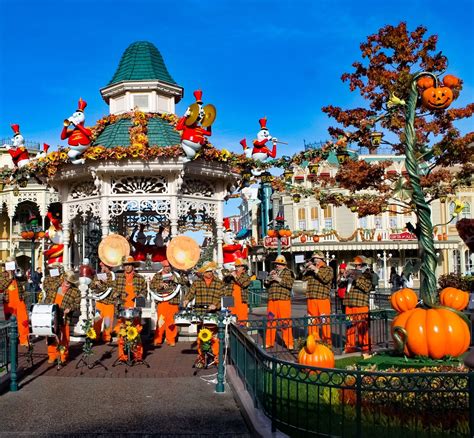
[0,256,30,346]
[183,261,228,368]
[43,271,81,364]
[114,256,147,362]
[343,256,373,353]
[264,255,295,350]
[149,260,181,347]
[89,261,116,343]
[303,251,334,344]
[227,258,251,322]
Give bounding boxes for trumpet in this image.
[221,268,235,283]
[301,261,314,276]
[63,119,72,127]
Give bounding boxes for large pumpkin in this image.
[390,288,418,313]
[421,86,454,110]
[391,308,470,359]
[298,334,335,369]
[440,287,469,311]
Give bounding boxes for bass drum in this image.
[30,304,60,336]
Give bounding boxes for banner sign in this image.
[389,232,417,240]
[264,236,291,248]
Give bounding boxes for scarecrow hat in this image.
[64,271,79,285]
[197,261,217,273]
[272,255,287,265]
[311,251,325,260]
[122,255,140,266]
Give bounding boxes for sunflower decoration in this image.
[198,328,213,352]
[126,326,139,341]
[86,327,97,340]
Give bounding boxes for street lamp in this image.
[273,210,289,256]
[21,217,44,296]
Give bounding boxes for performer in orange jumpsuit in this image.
[114,256,147,362]
[44,271,81,363]
[150,260,181,347]
[228,258,251,322]
[0,257,29,346]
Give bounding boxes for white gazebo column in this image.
[62,222,71,270]
[8,213,14,256]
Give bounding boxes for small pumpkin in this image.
[421,86,454,110]
[440,287,469,311]
[300,234,307,243]
[267,230,277,238]
[391,308,470,359]
[298,334,335,369]
[442,74,461,88]
[390,288,418,313]
[313,235,320,243]
[21,231,29,239]
[417,76,435,89]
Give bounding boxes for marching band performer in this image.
[343,256,372,353]
[0,257,30,346]
[183,261,228,368]
[264,255,295,350]
[228,258,251,322]
[303,251,334,344]
[150,260,181,347]
[114,256,147,361]
[43,271,81,364]
[89,261,116,343]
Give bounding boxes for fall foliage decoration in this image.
[392,308,470,359]
[297,335,335,369]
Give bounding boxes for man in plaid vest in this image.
[264,255,294,350]
[343,256,372,353]
[304,251,334,344]
[228,258,251,322]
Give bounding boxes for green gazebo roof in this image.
[108,41,177,86]
[92,116,181,149]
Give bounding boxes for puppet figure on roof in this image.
[61,98,92,165]
[3,124,30,168]
[176,90,216,162]
[240,117,278,162]
[222,218,248,270]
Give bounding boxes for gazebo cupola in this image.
[100,41,184,115]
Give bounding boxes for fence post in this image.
[469,372,474,438]
[355,372,362,437]
[271,358,277,433]
[216,312,225,393]
[9,316,18,392]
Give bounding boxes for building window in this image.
[133,94,149,110]
[375,215,383,230]
[298,208,306,230]
[389,205,398,229]
[323,206,333,229]
[359,216,368,229]
[310,207,319,230]
[466,250,474,275]
[453,250,461,274]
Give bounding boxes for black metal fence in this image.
[229,322,474,437]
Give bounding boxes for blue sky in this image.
[1,0,473,217]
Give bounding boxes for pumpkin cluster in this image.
[390,287,470,359]
[417,74,461,110]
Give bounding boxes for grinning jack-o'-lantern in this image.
[421,86,454,110]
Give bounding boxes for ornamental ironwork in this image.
[180,178,214,198]
[70,181,99,199]
[108,199,171,218]
[111,176,167,194]
[177,199,217,231]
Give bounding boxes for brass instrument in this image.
[221,268,235,283]
[63,119,71,127]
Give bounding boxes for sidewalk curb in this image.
[226,364,288,438]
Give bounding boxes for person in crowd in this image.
[43,271,81,363]
[369,267,379,292]
[303,251,333,344]
[343,256,372,353]
[389,267,401,292]
[150,260,181,347]
[0,257,30,346]
[183,261,229,368]
[90,261,116,343]
[228,258,251,322]
[264,255,295,350]
[336,263,348,314]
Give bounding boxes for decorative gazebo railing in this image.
[229,322,474,437]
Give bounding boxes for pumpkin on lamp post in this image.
[283,168,294,182]
[336,149,349,164]
[292,193,301,203]
[308,162,319,175]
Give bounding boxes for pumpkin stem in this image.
[392,325,408,354]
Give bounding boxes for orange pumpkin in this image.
[390,288,418,313]
[442,74,461,88]
[300,234,307,243]
[391,308,470,359]
[267,230,277,238]
[417,76,435,89]
[313,235,320,243]
[298,334,335,369]
[421,86,454,110]
[440,287,469,311]
[21,231,29,239]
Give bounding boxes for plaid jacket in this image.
[44,282,81,324]
[150,271,181,305]
[185,277,230,308]
[43,274,64,297]
[344,271,372,308]
[113,272,147,306]
[90,272,116,305]
[265,267,294,301]
[231,272,251,303]
[0,272,26,302]
[304,265,334,300]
